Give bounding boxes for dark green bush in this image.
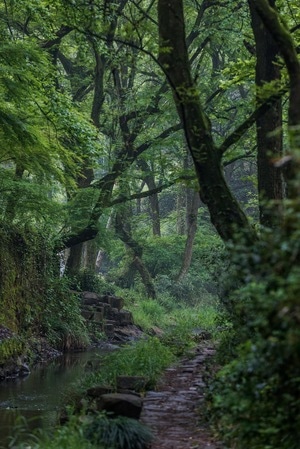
[42,277,89,350]
[70,269,114,295]
[83,413,153,449]
[211,226,300,449]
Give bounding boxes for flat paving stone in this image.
[140,343,223,449]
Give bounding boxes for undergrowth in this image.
[210,225,300,449]
[82,336,175,391]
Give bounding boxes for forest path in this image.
[140,343,223,449]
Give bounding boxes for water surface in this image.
[0,349,104,447]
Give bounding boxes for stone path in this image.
[140,343,223,449]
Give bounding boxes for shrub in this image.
[83,413,153,449]
[161,305,218,356]
[42,277,89,350]
[0,336,24,364]
[8,415,98,449]
[70,269,114,295]
[154,273,215,306]
[211,226,300,449]
[128,299,167,331]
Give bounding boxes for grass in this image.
[83,336,176,391]
[6,415,98,449]
[10,288,221,449]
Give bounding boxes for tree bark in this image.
[138,160,161,236]
[250,0,300,200]
[249,0,283,227]
[158,0,256,244]
[176,186,186,235]
[64,243,83,277]
[176,190,200,282]
[115,210,156,298]
[82,240,98,272]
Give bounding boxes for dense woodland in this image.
[0,0,300,448]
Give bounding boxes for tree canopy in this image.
[1,1,300,446]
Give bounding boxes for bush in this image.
[8,415,98,449]
[83,413,153,449]
[161,305,218,356]
[128,299,167,331]
[211,226,300,449]
[70,269,114,295]
[42,277,89,350]
[0,336,24,364]
[154,273,215,306]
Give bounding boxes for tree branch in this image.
[218,90,286,155]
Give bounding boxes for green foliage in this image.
[154,273,215,306]
[116,288,218,357]
[42,277,89,350]
[70,269,114,295]
[211,224,300,449]
[161,305,217,357]
[0,224,89,350]
[0,337,24,364]
[0,224,52,332]
[126,229,225,305]
[83,413,153,449]
[85,337,175,391]
[128,298,167,331]
[0,169,66,228]
[143,236,184,277]
[8,414,98,449]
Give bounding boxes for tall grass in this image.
[84,336,175,390]
[7,415,98,449]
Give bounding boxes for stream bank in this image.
[0,290,142,381]
[0,290,145,446]
[0,348,111,447]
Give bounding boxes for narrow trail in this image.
[140,343,223,449]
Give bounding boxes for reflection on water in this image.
[0,349,103,447]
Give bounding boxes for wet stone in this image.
[140,344,223,449]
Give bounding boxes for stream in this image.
[0,349,105,447]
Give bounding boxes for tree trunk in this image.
[138,160,161,236]
[176,186,186,235]
[158,0,256,244]
[249,0,300,173]
[249,0,300,236]
[115,210,156,298]
[65,243,83,277]
[82,240,98,272]
[176,190,200,281]
[249,0,283,227]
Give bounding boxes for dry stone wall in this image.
[80,291,135,341]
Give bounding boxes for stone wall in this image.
[80,292,136,341]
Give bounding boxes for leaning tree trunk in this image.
[65,166,94,276]
[115,210,156,299]
[158,0,256,244]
